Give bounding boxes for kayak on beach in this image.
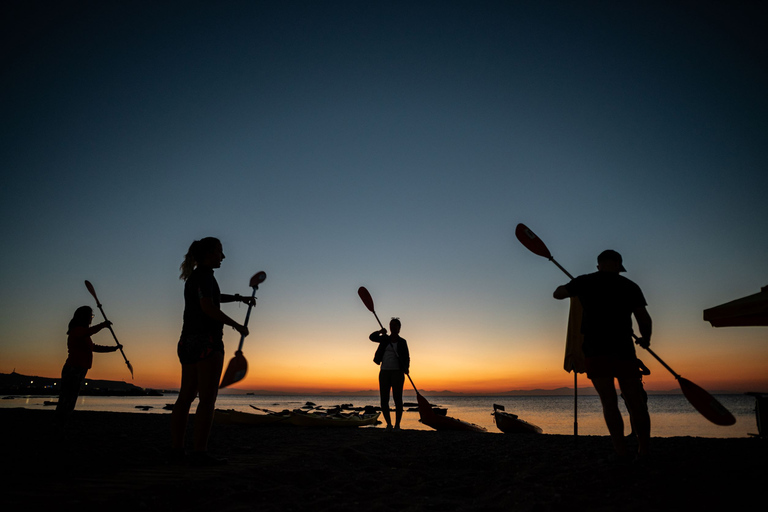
[492,404,543,434]
[214,408,290,426]
[416,393,486,432]
[288,410,381,427]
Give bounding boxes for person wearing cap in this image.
[553,250,652,461]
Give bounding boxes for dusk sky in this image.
[2,1,766,393]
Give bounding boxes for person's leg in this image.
[379,370,392,427]
[392,372,405,428]
[618,376,651,457]
[591,376,628,456]
[55,366,86,426]
[171,363,198,451]
[192,351,224,453]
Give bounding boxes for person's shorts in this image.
[585,356,641,380]
[177,333,224,365]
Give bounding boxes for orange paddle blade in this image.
[679,377,736,426]
[219,351,248,389]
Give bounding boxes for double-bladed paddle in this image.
[515,223,736,426]
[220,271,267,389]
[84,280,133,378]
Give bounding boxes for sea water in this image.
[1,393,758,438]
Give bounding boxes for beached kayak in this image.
[288,410,381,427]
[214,408,290,426]
[416,393,486,433]
[492,404,543,434]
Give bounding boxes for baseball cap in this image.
[597,250,627,272]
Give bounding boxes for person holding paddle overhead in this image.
[55,306,122,425]
[171,237,253,465]
[370,317,410,430]
[553,250,653,462]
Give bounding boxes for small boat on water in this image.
[416,393,486,432]
[214,408,290,426]
[492,404,543,434]
[288,410,381,427]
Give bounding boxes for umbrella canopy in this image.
[703,286,768,327]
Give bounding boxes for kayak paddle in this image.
[220,271,267,389]
[515,223,736,426]
[84,280,134,378]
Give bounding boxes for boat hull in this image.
[288,411,381,427]
[416,393,486,432]
[493,410,543,434]
[214,408,289,426]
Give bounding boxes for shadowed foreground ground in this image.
[1,408,764,511]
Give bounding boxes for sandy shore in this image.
[2,408,764,511]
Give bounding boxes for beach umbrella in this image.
[703,286,768,327]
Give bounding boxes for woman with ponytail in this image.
[170,237,253,465]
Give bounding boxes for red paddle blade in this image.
[250,271,267,288]
[515,223,552,259]
[358,286,375,312]
[679,377,736,426]
[219,352,248,389]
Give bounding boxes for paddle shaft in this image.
[236,286,258,352]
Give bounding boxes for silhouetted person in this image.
[553,250,652,461]
[370,317,410,430]
[170,237,252,465]
[55,306,121,425]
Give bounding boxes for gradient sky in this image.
[2,1,766,393]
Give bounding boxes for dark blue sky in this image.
[1,1,766,391]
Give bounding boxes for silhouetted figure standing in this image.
[370,317,410,430]
[553,250,652,461]
[55,306,121,424]
[170,237,252,465]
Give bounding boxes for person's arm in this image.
[633,306,652,348]
[92,343,121,353]
[200,296,249,336]
[369,329,386,342]
[553,285,571,300]
[85,321,111,336]
[220,293,256,306]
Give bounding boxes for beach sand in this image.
[2,408,764,511]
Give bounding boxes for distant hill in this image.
[0,372,162,396]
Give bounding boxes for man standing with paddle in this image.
[553,250,652,462]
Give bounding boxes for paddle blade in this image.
[84,280,100,304]
[358,286,375,312]
[515,223,552,259]
[250,271,267,288]
[219,351,248,389]
[679,377,736,426]
[416,392,433,418]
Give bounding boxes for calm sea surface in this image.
[1,393,758,438]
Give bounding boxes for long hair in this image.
[179,237,221,281]
[68,306,93,334]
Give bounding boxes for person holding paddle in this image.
[370,317,410,430]
[55,306,122,425]
[171,237,253,465]
[553,250,652,462]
